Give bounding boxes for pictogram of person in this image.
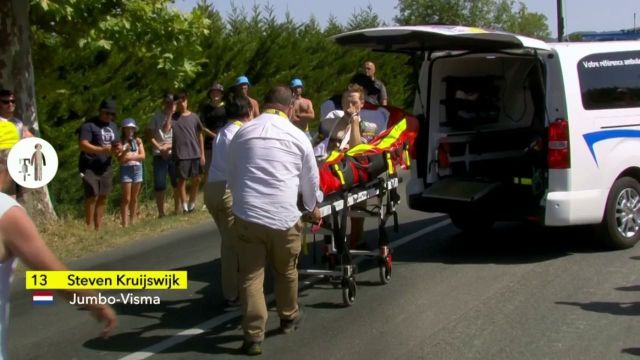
[30,143,46,182]
[20,158,30,182]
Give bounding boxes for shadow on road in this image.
[622,348,640,356]
[394,220,604,266]
[558,284,640,356]
[83,215,608,357]
[616,285,640,292]
[83,258,250,356]
[556,301,640,316]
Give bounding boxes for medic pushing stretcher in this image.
[299,102,419,306]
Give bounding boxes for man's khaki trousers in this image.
[204,181,238,301]
[233,216,302,342]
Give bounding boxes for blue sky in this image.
[173,0,640,36]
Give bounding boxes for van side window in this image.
[578,50,640,110]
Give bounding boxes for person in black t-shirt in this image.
[199,82,227,183]
[78,99,120,230]
[362,61,388,106]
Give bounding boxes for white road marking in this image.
[118,219,450,360]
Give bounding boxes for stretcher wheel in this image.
[342,277,356,306]
[378,256,392,284]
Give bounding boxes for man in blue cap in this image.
[290,78,315,141]
[234,75,260,118]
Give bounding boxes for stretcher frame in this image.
[300,174,401,306]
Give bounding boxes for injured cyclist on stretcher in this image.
[313,84,389,160]
[310,84,421,249]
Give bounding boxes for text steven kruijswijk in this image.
[26,271,188,290]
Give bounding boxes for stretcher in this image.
[299,174,401,306]
[299,104,417,305]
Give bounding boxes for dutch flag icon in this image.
[32,291,54,305]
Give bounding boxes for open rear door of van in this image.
[331,25,550,52]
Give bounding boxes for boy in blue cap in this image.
[290,78,314,140]
[234,75,260,118]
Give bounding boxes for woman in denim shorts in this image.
[118,118,145,227]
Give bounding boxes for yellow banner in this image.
[26,271,188,290]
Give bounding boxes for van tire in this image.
[449,211,494,232]
[600,177,640,249]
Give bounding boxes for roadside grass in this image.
[36,193,211,264]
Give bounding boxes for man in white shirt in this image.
[227,86,322,356]
[203,93,252,308]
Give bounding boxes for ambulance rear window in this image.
[578,50,640,110]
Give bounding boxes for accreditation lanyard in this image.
[229,120,243,128]
[263,108,288,119]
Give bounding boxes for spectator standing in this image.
[234,75,260,118]
[78,99,120,230]
[171,92,205,213]
[147,94,178,217]
[290,78,315,140]
[203,93,252,307]
[0,89,33,139]
[199,82,227,184]
[118,118,145,227]
[227,86,322,355]
[362,61,388,106]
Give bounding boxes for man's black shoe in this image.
[280,309,303,334]
[240,340,262,356]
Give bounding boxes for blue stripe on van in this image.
[583,129,640,165]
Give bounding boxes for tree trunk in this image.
[0,0,57,223]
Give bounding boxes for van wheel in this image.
[601,177,640,249]
[449,212,494,232]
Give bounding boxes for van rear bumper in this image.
[544,189,605,226]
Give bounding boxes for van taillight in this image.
[437,142,450,170]
[548,118,570,169]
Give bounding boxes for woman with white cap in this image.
[118,118,145,227]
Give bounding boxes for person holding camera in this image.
[78,99,120,230]
[148,94,178,217]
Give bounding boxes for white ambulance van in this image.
[333,26,640,249]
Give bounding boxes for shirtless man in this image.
[290,78,315,140]
[234,75,260,118]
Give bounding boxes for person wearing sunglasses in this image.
[0,89,32,139]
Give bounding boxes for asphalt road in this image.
[9,174,640,359]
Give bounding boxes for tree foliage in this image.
[29,0,410,216]
[394,0,550,39]
[29,0,551,216]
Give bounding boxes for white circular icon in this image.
[7,137,59,189]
